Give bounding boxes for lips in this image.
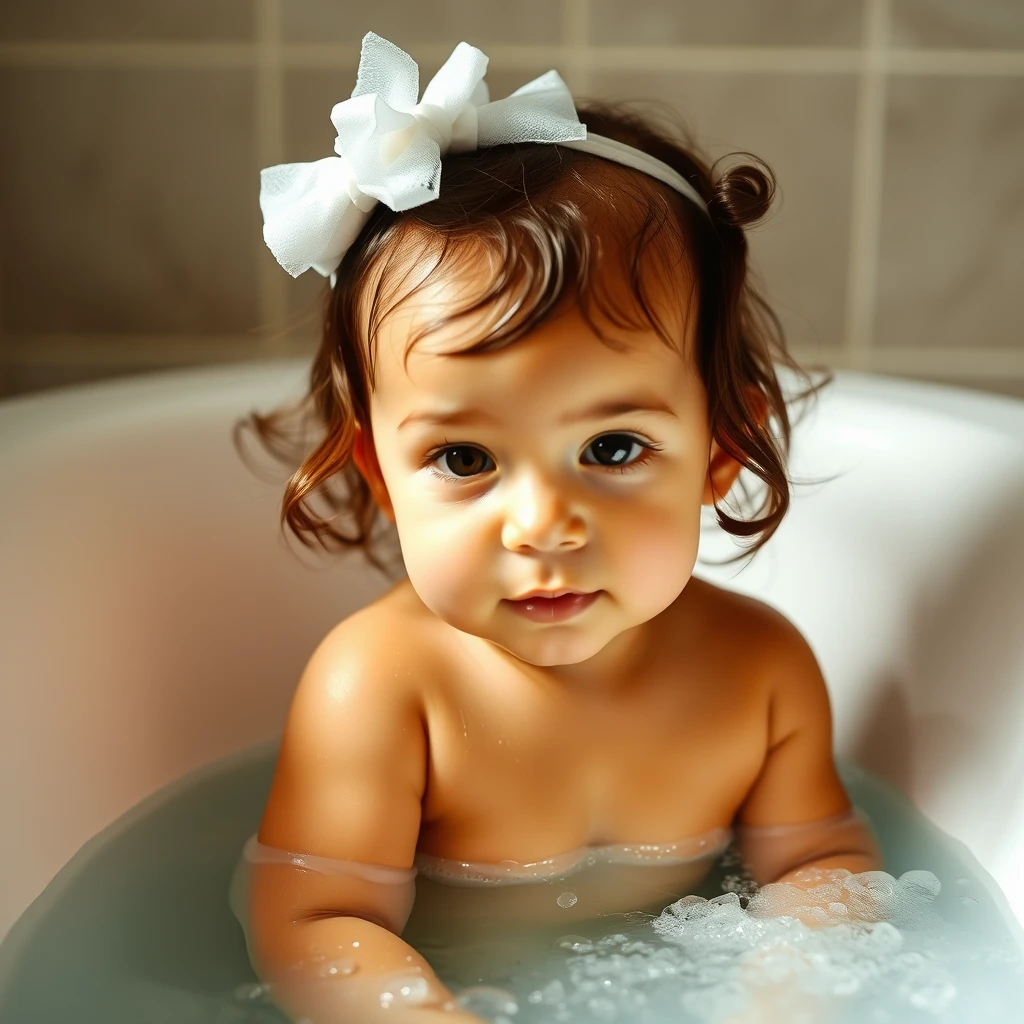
[513,588,588,600]
[504,590,601,623]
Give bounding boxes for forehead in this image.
[366,241,700,420]
[377,308,691,426]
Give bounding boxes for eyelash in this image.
[421,429,665,483]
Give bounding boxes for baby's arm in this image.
[716,616,888,1024]
[244,619,482,1024]
[734,610,883,887]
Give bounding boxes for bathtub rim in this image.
[1,361,1023,949]
[1,360,1022,446]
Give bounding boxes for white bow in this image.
[260,32,587,279]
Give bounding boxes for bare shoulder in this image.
[684,576,820,698]
[685,574,790,632]
[313,577,445,688]
[687,578,846,824]
[258,578,441,861]
[699,587,854,830]
[285,578,447,745]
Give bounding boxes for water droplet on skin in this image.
[557,890,578,908]
[378,974,431,1008]
[317,957,358,979]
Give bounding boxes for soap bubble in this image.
[456,985,520,1019]
[232,981,269,1001]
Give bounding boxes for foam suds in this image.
[5,744,1022,1024]
[497,868,1024,1023]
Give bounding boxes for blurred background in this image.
[0,0,1021,400]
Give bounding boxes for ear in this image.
[702,388,769,507]
[352,421,397,524]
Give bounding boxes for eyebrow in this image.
[398,394,678,432]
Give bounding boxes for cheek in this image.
[394,503,493,611]
[607,498,701,600]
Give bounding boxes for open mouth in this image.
[504,591,601,623]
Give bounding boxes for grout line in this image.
[6,336,1024,378]
[3,335,313,365]
[0,41,257,68]
[2,41,1024,75]
[561,0,591,95]
[0,219,6,395]
[795,346,1024,379]
[843,0,890,371]
[280,44,1024,76]
[887,48,1024,75]
[254,0,287,348]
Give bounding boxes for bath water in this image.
[1,740,1021,1024]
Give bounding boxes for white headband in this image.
[259,31,710,281]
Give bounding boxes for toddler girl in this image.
[231,31,882,1024]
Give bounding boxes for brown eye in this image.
[436,445,494,478]
[584,433,645,467]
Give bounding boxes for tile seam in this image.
[1,43,1022,74]
[254,0,287,346]
[843,0,890,368]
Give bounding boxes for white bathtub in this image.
[1,360,1022,950]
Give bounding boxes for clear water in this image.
[1,740,1022,1024]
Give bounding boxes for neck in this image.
[478,616,661,699]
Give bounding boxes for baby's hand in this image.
[746,866,940,930]
[744,867,858,929]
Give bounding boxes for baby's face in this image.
[364,271,716,672]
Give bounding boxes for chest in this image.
[417,644,768,861]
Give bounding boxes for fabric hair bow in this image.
[260,31,708,281]
[260,32,587,279]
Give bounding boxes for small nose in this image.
[500,471,587,553]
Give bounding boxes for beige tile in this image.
[891,0,1024,49]
[264,253,328,345]
[283,68,356,164]
[876,76,1024,351]
[0,0,254,42]
[587,70,858,357]
[1,362,166,398]
[283,1,561,46]
[0,67,260,336]
[590,0,863,46]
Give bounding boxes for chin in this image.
[490,630,612,668]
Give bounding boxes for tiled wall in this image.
[1,0,1022,399]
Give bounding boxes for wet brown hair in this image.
[235,99,833,581]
